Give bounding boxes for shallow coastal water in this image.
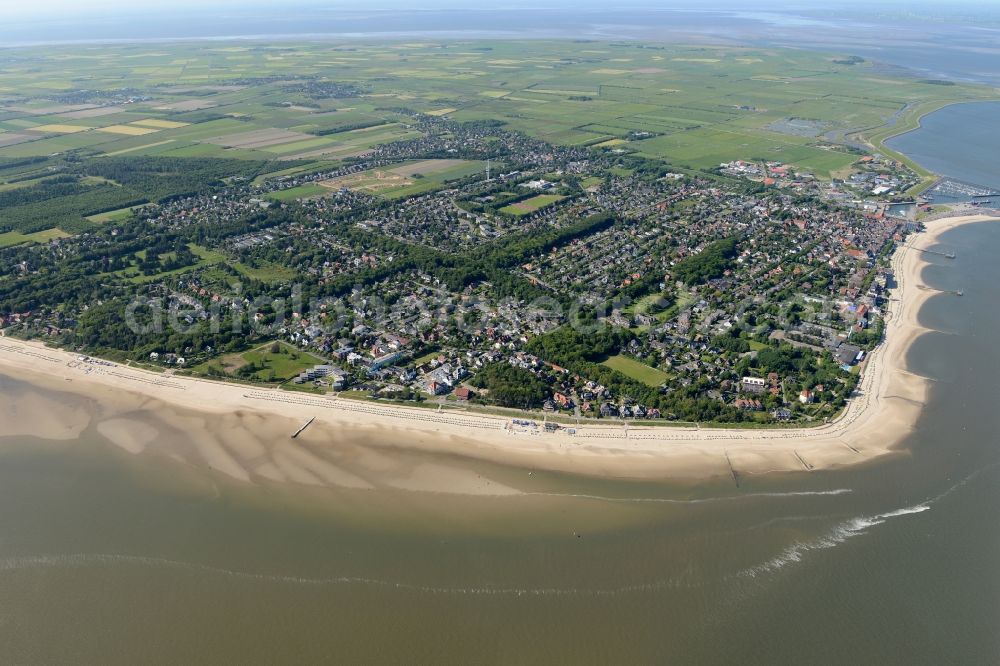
[0,222,998,663]
[886,101,1000,193]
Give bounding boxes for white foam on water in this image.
[741,503,930,578]
[739,459,1000,579]
[523,488,852,504]
[0,552,696,598]
[878,505,931,519]
[1,463,993,596]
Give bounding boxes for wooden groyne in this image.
[915,247,955,259]
[725,450,740,488]
[793,450,814,471]
[917,285,963,296]
[291,416,315,439]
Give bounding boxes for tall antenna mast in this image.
[486,158,491,182]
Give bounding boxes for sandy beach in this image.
[0,214,994,489]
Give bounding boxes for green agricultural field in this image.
[0,229,70,248]
[266,183,328,201]
[259,137,338,155]
[634,126,858,175]
[0,38,994,234]
[251,160,339,185]
[0,177,45,192]
[0,42,983,160]
[86,204,149,223]
[0,231,28,247]
[24,228,71,242]
[0,231,31,247]
[1,44,993,159]
[602,354,670,387]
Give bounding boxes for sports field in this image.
[322,159,486,198]
[601,354,670,387]
[500,194,565,216]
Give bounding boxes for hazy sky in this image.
[9,0,246,15]
[7,0,997,20]
[8,0,790,8]
[8,0,962,15]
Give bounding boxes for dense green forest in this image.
[81,156,278,201]
[0,157,281,233]
[470,362,551,409]
[672,237,739,285]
